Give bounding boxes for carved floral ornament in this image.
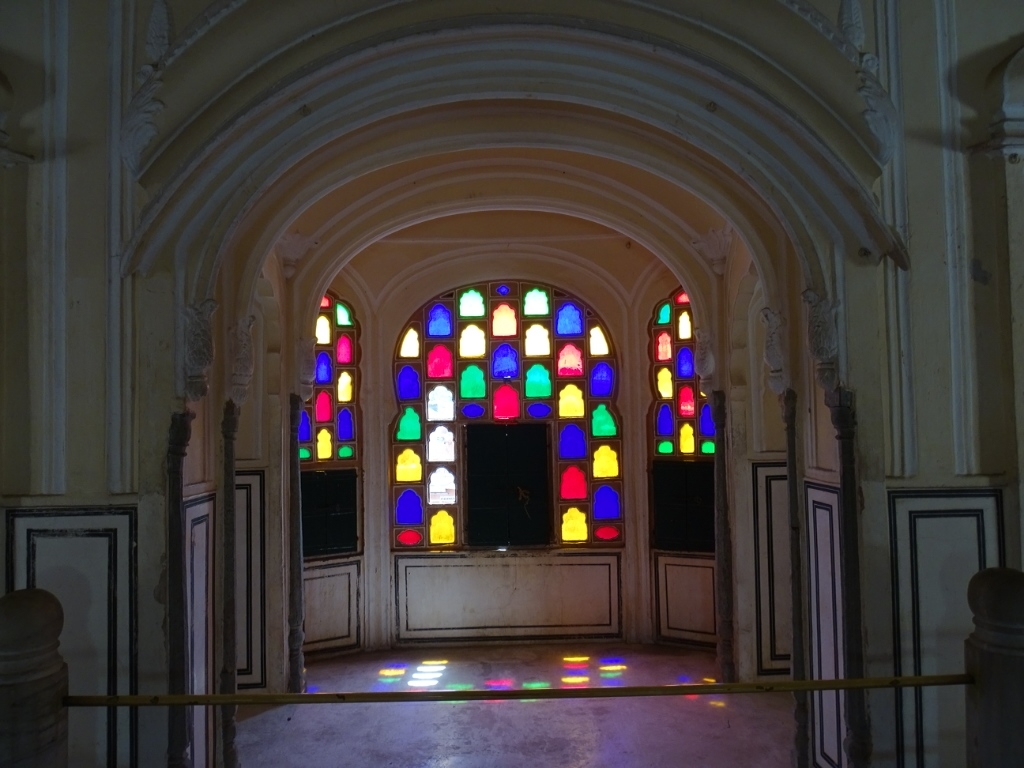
[296,337,316,400]
[691,225,734,276]
[759,308,788,395]
[184,299,218,402]
[694,328,716,388]
[802,288,840,392]
[230,315,256,405]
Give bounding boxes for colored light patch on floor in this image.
[378,667,407,676]
[599,665,627,671]
[563,656,590,662]
[522,681,551,689]
[561,676,589,684]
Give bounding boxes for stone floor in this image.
[237,643,794,767]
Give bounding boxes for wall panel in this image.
[752,462,791,675]
[184,495,214,768]
[654,553,716,644]
[235,472,266,687]
[304,558,360,652]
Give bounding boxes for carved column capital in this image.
[691,225,734,276]
[229,315,256,405]
[694,328,716,388]
[183,299,217,402]
[802,288,840,392]
[296,338,316,401]
[760,307,789,395]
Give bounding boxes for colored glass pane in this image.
[677,348,694,378]
[497,284,510,296]
[656,441,673,454]
[701,441,716,454]
[397,366,420,400]
[593,446,619,478]
[315,391,332,422]
[657,369,672,398]
[396,529,422,546]
[656,332,672,361]
[524,324,550,356]
[427,304,452,337]
[593,486,620,519]
[559,466,587,499]
[555,302,583,335]
[427,386,455,422]
[337,409,354,441]
[557,344,584,376]
[527,403,551,418]
[427,345,453,378]
[427,426,455,462]
[675,291,690,304]
[680,424,695,454]
[459,289,485,318]
[594,526,620,541]
[561,508,587,542]
[591,404,617,437]
[462,403,485,418]
[396,449,422,482]
[298,411,311,441]
[678,311,692,340]
[523,288,549,316]
[525,365,552,398]
[338,446,354,459]
[298,447,312,460]
[678,386,695,417]
[589,327,609,356]
[399,328,419,357]
[428,468,457,505]
[492,304,517,337]
[320,295,331,309]
[492,344,519,378]
[336,335,353,364]
[559,424,587,459]
[700,403,715,436]
[590,362,614,398]
[459,325,486,357]
[460,365,486,398]
[316,429,332,460]
[315,352,332,384]
[336,303,353,326]
[656,404,673,436]
[396,490,424,525]
[338,371,353,402]
[656,302,671,325]
[315,316,331,345]
[429,511,456,544]
[558,384,585,417]
[493,384,520,419]
[396,408,421,440]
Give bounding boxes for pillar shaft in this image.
[219,401,240,768]
[711,391,735,682]
[287,394,306,693]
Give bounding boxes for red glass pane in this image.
[678,386,695,417]
[557,344,584,376]
[320,295,331,308]
[315,391,332,422]
[493,384,520,419]
[396,529,423,546]
[336,335,353,364]
[656,332,672,361]
[426,345,453,378]
[594,526,620,541]
[559,466,587,499]
[675,291,689,304]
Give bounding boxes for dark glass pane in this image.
[301,469,358,557]
[650,460,713,553]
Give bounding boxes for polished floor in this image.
[237,643,794,767]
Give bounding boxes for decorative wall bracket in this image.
[296,337,316,400]
[183,299,217,402]
[802,288,840,391]
[694,328,716,388]
[691,225,734,276]
[229,315,256,405]
[759,307,789,395]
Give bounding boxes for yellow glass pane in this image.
[678,311,692,340]
[561,507,588,542]
[396,448,422,482]
[459,324,486,357]
[337,371,353,402]
[316,429,332,460]
[399,328,420,358]
[492,304,517,337]
[558,384,585,418]
[315,316,331,345]
[589,327,609,356]
[657,368,672,399]
[429,510,456,544]
[593,445,619,478]
[680,424,695,454]
[524,324,550,356]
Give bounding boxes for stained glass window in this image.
[391,281,622,548]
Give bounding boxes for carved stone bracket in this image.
[691,225,734,276]
[759,308,789,395]
[802,288,840,392]
[183,299,217,402]
[858,69,897,165]
[296,337,316,400]
[145,0,174,62]
[277,233,316,279]
[229,315,256,405]
[694,328,716,388]
[121,76,164,178]
[837,0,865,51]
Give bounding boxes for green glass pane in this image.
[458,289,485,318]
[656,302,671,325]
[298,447,312,459]
[656,441,673,454]
[700,441,715,454]
[336,302,353,326]
[523,288,550,316]
[396,407,421,441]
[460,365,486,399]
[525,364,552,398]
[591,404,617,437]
[338,445,354,458]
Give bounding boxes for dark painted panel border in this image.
[752,461,790,676]
[304,558,361,647]
[235,471,267,689]
[663,562,716,635]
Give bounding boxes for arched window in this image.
[391,282,623,549]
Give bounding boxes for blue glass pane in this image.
[700,403,715,436]
[497,284,510,296]
[677,348,695,378]
[397,366,420,400]
[555,302,583,336]
[594,486,621,519]
[427,304,452,337]
[315,352,332,384]
[462,403,486,418]
[590,362,614,397]
[298,411,311,442]
[527,403,552,418]
[337,408,354,441]
[656,404,673,436]
[559,424,587,459]
[395,489,424,525]
[492,343,519,378]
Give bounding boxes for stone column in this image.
[287,394,306,693]
[825,387,871,768]
[965,567,1024,767]
[219,401,241,768]
[711,391,735,683]
[782,389,809,768]
[0,589,68,768]
[167,410,195,768]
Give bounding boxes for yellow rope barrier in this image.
[64,673,972,708]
